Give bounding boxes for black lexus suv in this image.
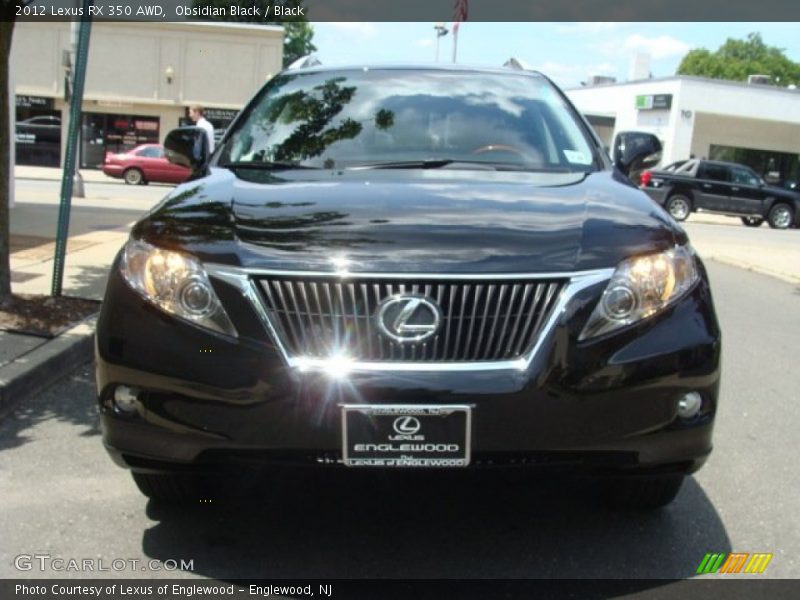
[96,64,721,509]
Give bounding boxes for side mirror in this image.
[613,131,663,181]
[164,127,209,176]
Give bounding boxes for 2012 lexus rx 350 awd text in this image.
[96,64,721,509]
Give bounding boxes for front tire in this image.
[665,195,691,221]
[595,473,685,510]
[123,168,144,186]
[741,216,764,227]
[767,203,794,229]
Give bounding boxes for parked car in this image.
[640,159,800,229]
[15,116,62,167]
[102,144,190,185]
[660,160,689,173]
[15,115,62,144]
[96,64,721,510]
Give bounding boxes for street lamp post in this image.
[433,23,448,63]
[68,20,85,198]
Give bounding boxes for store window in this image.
[15,95,61,167]
[710,144,799,189]
[81,113,160,169]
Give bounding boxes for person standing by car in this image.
[188,105,215,152]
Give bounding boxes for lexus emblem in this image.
[393,416,421,435]
[376,294,442,343]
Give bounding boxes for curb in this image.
[706,255,800,286]
[0,316,97,419]
[14,175,120,184]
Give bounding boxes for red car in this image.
[103,144,190,185]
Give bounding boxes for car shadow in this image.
[0,362,99,452]
[140,468,730,581]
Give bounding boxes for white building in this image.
[566,76,800,184]
[11,21,284,169]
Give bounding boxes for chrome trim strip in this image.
[206,264,614,373]
[209,266,612,280]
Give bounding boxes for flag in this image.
[453,0,468,34]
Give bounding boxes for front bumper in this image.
[96,261,721,475]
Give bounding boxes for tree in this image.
[0,1,24,307]
[191,0,316,68]
[282,21,317,67]
[677,33,800,86]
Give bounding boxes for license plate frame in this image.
[341,404,472,467]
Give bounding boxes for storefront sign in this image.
[16,95,54,109]
[635,94,673,110]
[183,107,239,127]
[204,108,239,122]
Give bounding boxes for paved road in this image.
[684,220,800,284]
[11,179,169,238]
[0,261,797,580]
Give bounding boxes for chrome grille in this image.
[256,277,567,362]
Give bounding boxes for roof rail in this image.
[287,54,322,70]
[503,58,532,71]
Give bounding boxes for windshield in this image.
[218,69,599,172]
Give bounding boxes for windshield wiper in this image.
[346,159,579,172]
[220,161,319,170]
[347,159,461,170]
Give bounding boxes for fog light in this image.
[113,386,141,414]
[677,391,702,419]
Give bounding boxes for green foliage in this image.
[282,21,317,68]
[677,33,800,85]
[261,77,362,162]
[191,1,316,68]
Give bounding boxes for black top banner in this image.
[5,0,800,22]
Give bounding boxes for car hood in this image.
[134,167,685,274]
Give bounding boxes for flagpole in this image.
[452,0,467,63]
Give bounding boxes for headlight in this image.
[120,240,237,337]
[579,246,699,340]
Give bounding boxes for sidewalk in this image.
[14,165,118,184]
[11,228,129,300]
[2,168,132,415]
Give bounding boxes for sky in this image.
[310,22,800,89]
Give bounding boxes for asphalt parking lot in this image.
[0,260,797,580]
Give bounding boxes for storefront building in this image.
[10,21,283,168]
[566,76,800,186]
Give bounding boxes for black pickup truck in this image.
[640,159,800,229]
